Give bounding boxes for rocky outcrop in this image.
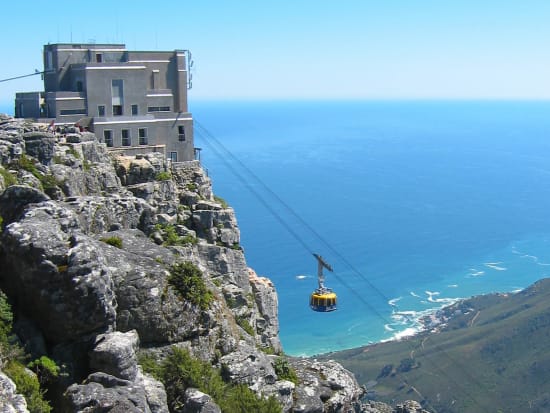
[0,372,29,413]
[0,115,409,412]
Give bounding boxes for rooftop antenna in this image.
[184,50,194,89]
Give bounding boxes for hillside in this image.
[324,278,550,412]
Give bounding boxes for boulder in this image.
[183,388,221,413]
[89,330,140,381]
[0,372,29,413]
[22,132,55,165]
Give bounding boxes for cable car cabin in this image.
[310,288,337,312]
[310,253,337,312]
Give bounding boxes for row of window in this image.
[96,104,172,117]
[103,128,148,147]
[102,125,185,147]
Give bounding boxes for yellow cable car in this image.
[310,254,337,312]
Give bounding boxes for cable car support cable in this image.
[194,119,494,412]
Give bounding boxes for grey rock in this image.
[140,371,169,413]
[64,372,150,413]
[249,268,282,353]
[0,372,29,413]
[290,358,364,413]
[219,341,277,391]
[90,330,140,381]
[0,184,50,224]
[22,132,55,165]
[183,388,221,413]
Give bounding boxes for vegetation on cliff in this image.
[141,347,281,412]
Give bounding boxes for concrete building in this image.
[15,43,194,162]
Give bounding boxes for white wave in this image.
[388,297,402,307]
[295,274,310,280]
[484,262,507,271]
[410,291,421,298]
[384,324,395,332]
[468,269,485,277]
[447,284,458,288]
[391,327,419,341]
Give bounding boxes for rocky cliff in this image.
[0,114,422,413]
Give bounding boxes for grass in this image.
[324,278,550,413]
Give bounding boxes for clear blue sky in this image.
[1,0,549,110]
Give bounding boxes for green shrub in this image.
[236,316,255,336]
[4,361,52,413]
[154,223,197,246]
[140,347,282,413]
[0,292,54,412]
[100,236,123,249]
[155,171,172,181]
[28,356,60,385]
[40,174,59,191]
[67,147,81,159]
[0,167,17,187]
[17,154,40,176]
[0,291,13,345]
[168,262,213,310]
[214,195,228,208]
[272,357,298,384]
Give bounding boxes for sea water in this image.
[5,100,550,355]
[191,100,550,356]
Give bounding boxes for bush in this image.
[28,356,60,385]
[214,195,229,208]
[168,262,213,310]
[272,357,298,384]
[0,292,54,412]
[140,347,282,413]
[4,361,52,413]
[0,166,17,187]
[236,316,255,336]
[154,223,197,246]
[100,236,123,249]
[155,171,172,181]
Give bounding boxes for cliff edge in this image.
[0,115,421,413]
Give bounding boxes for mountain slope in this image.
[325,278,550,413]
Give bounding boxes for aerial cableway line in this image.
[194,119,495,412]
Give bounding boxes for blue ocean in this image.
[4,100,550,356]
[191,100,550,356]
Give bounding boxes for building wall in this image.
[19,43,196,162]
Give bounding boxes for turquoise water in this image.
[191,100,550,356]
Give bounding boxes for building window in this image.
[178,125,185,141]
[113,105,123,116]
[96,53,103,63]
[111,79,124,114]
[121,129,131,146]
[98,105,105,117]
[138,128,148,145]
[147,106,171,113]
[169,151,178,162]
[60,108,87,115]
[131,104,138,116]
[104,130,113,147]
